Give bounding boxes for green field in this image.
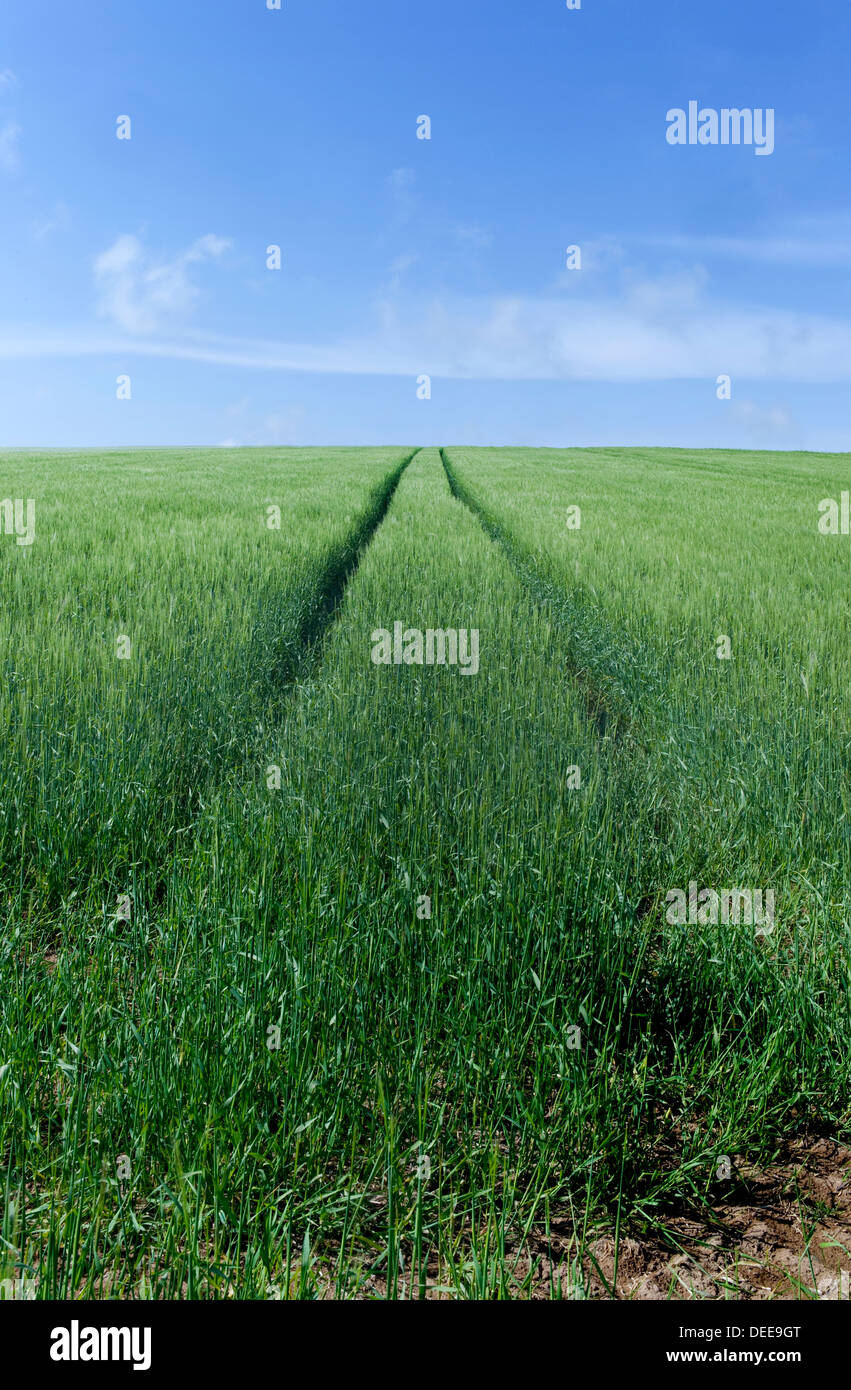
[1,445,849,1300]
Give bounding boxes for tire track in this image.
[258,448,420,697]
[439,446,629,739]
[291,448,420,672]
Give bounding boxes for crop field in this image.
[1,445,849,1301]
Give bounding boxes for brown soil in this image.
[541,1137,851,1300]
[353,1137,851,1300]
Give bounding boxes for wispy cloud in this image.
[381,253,417,295]
[6,266,851,384]
[0,121,22,172]
[607,212,851,270]
[0,69,18,90]
[389,168,418,225]
[455,225,493,249]
[93,232,232,333]
[218,405,306,448]
[732,399,798,440]
[33,200,70,241]
[645,230,851,268]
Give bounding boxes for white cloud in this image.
[0,69,18,89]
[389,168,418,224]
[8,267,851,385]
[382,253,417,294]
[455,225,493,249]
[639,216,851,268]
[32,200,70,241]
[219,407,306,446]
[732,399,798,439]
[93,232,232,333]
[0,121,22,172]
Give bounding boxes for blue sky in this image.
[1,0,850,449]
